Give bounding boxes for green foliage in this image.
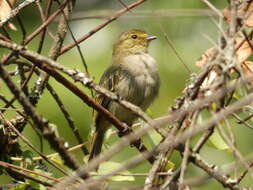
[2,0,253,189]
[9,183,28,190]
[98,161,135,182]
[208,129,231,152]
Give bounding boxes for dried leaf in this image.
[242,61,253,84]
[243,60,253,74]
[223,1,253,28]
[0,0,17,30]
[0,33,11,42]
[245,6,253,27]
[235,37,253,63]
[0,0,16,20]
[196,37,253,67]
[201,70,218,89]
[196,47,218,67]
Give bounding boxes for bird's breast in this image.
[122,53,158,82]
[121,53,160,109]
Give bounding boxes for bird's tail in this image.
[89,123,107,162]
[89,114,110,171]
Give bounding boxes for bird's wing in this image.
[96,65,133,108]
[93,65,137,121]
[90,65,133,160]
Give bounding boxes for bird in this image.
[89,29,160,162]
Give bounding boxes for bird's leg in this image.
[118,122,131,137]
[118,122,143,148]
[118,122,146,155]
[116,93,123,101]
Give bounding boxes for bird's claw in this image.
[118,123,130,137]
[123,123,130,132]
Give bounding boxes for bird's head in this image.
[113,29,156,57]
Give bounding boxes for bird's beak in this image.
[146,35,157,41]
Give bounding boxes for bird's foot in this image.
[118,123,131,137]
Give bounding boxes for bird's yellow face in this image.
[113,29,156,57]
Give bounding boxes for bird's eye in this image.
[131,34,138,39]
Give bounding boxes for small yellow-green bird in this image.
[89,29,160,161]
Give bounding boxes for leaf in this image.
[201,70,218,89]
[22,150,34,167]
[198,113,231,152]
[9,183,28,190]
[196,47,217,67]
[0,0,12,20]
[25,168,52,189]
[196,37,253,88]
[39,184,47,190]
[242,61,253,84]
[139,120,161,148]
[208,129,232,152]
[165,160,175,170]
[196,38,252,68]
[98,161,135,182]
[146,108,154,116]
[223,1,253,28]
[0,0,17,30]
[50,154,64,166]
[235,38,253,63]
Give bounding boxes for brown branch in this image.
[35,0,53,53]
[11,142,87,162]
[0,0,37,27]
[0,112,68,175]
[0,160,59,183]
[55,0,90,75]
[46,84,89,155]
[0,63,80,172]
[0,39,161,163]
[32,59,155,164]
[54,72,253,189]
[23,0,69,44]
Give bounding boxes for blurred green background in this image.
[3,0,253,189]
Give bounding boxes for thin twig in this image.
[0,62,80,172]
[0,112,68,175]
[0,160,58,184]
[60,0,147,54]
[0,0,37,27]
